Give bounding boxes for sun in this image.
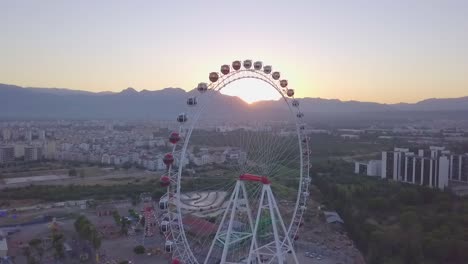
[220,78,281,104]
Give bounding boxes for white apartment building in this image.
[354,160,382,177]
[381,147,450,190]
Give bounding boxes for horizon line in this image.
[1,82,467,105]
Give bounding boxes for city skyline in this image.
[2,0,468,103]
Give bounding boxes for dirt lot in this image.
[4,203,173,264]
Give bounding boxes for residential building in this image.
[25,130,32,142]
[0,146,14,164]
[44,140,57,159]
[449,153,468,182]
[354,162,367,175]
[354,160,382,177]
[2,128,11,141]
[381,147,449,189]
[0,231,7,257]
[24,146,43,161]
[39,130,46,141]
[14,143,25,158]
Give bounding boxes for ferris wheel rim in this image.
[165,62,310,264]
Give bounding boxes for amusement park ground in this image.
[3,196,364,264]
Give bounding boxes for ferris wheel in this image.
[158,60,311,264]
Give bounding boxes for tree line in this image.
[313,162,468,264]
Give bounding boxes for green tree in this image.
[68,168,77,176]
[133,245,145,254]
[52,233,65,259]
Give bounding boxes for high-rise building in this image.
[39,130,46,141]
[404,152,415,183]
[381,147,449,189]
[381,148,409,181]
[461,154,468,182]
[44,140,57,160]
[0,146,15,164]
[449,154,468,183]
[14,143,26,158]
[449,155,462,181]
[24,146,43,161]
[25,130,32,142]
[381,151,394,180]
[438,156,450,189]
[2,128,12,141]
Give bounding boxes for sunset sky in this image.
[1,0,467,103]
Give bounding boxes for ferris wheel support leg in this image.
[247,186,267,264]
[265,185,284,264]
[220,181,241,264]
[204,181,240,264]
[240,182,261,263]
[267,186,300,264]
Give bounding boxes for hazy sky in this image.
[1,0,468,103]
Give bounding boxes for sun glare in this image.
[220,79,282,104]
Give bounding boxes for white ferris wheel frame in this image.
[160,64,311,264]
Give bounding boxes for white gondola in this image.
[159,199,168,210]
[292,99,299,107]
[232,60,241,70]
[177,113,188,123]
[243,60,252,69]
[197,82,208,93]
[263,65,272,74]
[160,220,170,232]
[253,61,262,70]
[187,97,197,106]
[165,240,174,253]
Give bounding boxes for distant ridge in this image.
[1,83,468,120]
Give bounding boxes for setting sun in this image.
[219,78,282,104]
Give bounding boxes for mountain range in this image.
[1,83,468,121]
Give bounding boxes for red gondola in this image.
[221,64,230,75]
[232,60,241,70]
[280,80,288,88]
[169,132,180,144]
[160,175,171,187]
[209,72,219,82]
[163,153,174,166]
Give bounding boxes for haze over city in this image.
[2,0,468,103]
